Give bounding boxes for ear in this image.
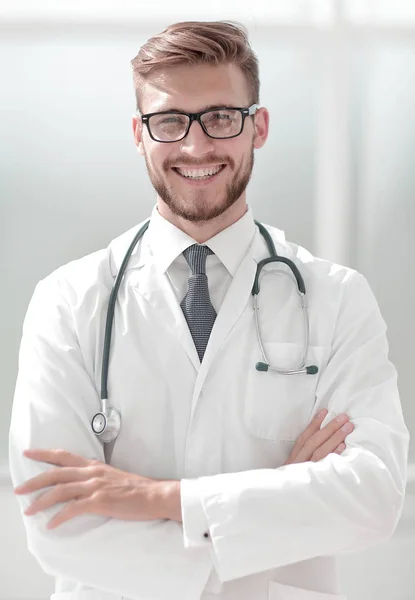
[132,115,145,155]
[253,107,269,150]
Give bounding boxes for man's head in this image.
[131,21,269,224]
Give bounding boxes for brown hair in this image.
[131,21,260,112]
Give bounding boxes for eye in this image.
[151,114,186,128]
[161,116,181,124]
[211,112,232,121]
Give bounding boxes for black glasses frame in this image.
[139,103,259,143]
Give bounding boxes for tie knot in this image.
[183,244,214,275]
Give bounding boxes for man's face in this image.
[132,63,268,223]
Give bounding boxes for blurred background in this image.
[1,1,414,598]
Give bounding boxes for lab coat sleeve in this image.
[180,271,410,582]
[181,478,210,547]
[9,276,212,600]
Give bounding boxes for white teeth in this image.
[176,165,223,178]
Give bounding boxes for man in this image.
[9,20,409,600]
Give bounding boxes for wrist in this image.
[153,479,182,522]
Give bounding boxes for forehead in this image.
[141,62,249,113]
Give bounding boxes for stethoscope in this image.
[91,219,319,443]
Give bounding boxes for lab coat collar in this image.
[109,207,287,275]
[145,205,256,276]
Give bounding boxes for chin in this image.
[177,199,239,223]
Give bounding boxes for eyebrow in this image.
[155,103,238,113]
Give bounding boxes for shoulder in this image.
[257,222,379,342]
[258,221,360,293]
[31,218,150,307]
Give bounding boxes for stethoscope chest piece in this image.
[91,406,121,443]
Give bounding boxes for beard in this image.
[142,143,255,223]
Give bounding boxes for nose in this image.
[179,119,216,157]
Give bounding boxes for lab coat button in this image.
[203,532,209,539]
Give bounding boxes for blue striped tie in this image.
[181,244,217,362]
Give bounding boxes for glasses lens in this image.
[201,109,242,138]
[148,113,190,142]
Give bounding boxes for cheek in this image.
[157,148,176,172]
[225,138,250,162]
[144,146,169,173]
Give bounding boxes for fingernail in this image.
[341,422,353,433]
[318,409,327,418]
[336,414,348,423]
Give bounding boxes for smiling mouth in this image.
[172,164,227,180]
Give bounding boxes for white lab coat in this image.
[9,216,410,600]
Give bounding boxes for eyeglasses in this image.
[138,104,259,143]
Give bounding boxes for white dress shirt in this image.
[146,204,256,312]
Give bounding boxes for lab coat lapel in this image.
[133,260,201,372]
[191,245,258,415]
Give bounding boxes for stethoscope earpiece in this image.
[256,363,319,375]
[255,362,269,372]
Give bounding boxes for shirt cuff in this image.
[181,478,211,548]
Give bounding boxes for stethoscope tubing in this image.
[100,220,150,401]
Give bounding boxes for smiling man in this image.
[9,20,409,600]
[133,61,263,237]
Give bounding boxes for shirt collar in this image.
[146,205,256,276]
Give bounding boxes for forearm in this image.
[11,457,209,600]
[154,479,182,522]
[181,444,408,582]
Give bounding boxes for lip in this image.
[172,164,227,186]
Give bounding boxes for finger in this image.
[293,408,328,448]
[287,409,328,463]
[334,443,346,454]
[15,466,93,495]
[24,481,91,515]
[292,414,350,465]
[23,449,90,468]
[300,409,329,444]
[299,414,349,457]
[46,494,105,529]
[311,422,354,462]
[312,414,350,446]
[46,498,88,529]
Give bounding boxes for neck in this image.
[156,197,248,243]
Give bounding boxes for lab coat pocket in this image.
[244,343,327,442]
[269,581,347,600]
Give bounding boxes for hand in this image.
[13,449,179,529]
[284,410,354,466]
